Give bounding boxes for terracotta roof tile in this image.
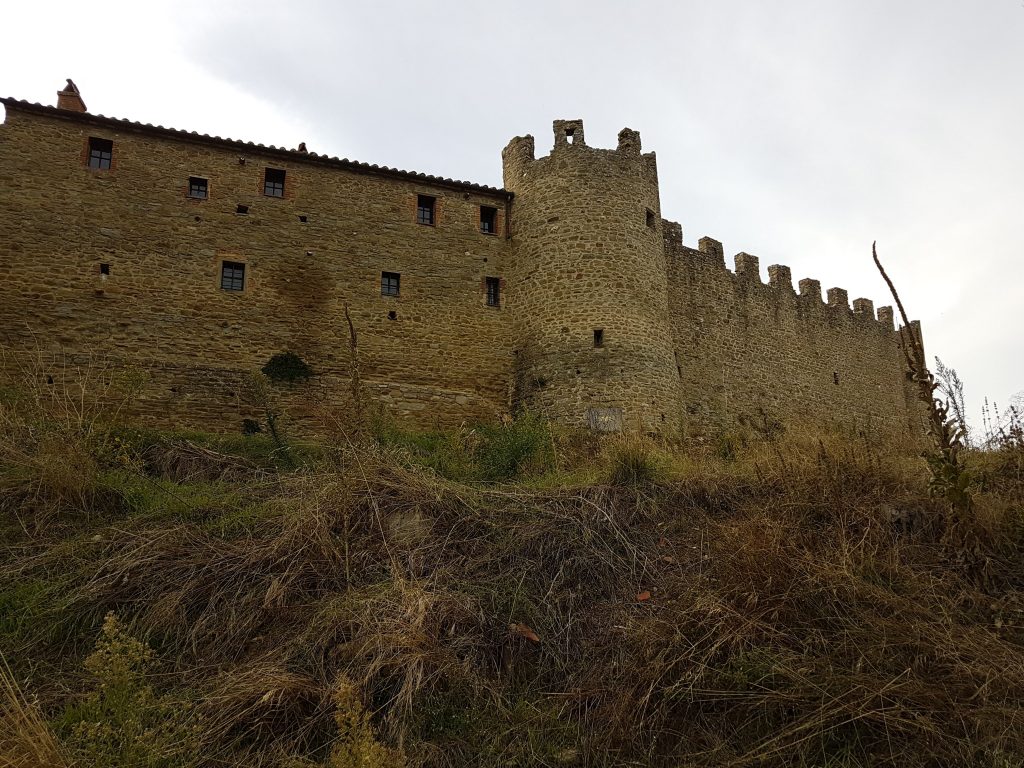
[0,97,511,197]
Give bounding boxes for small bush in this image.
[55,613,201,768]
[475,412,554,482]
[327,676,405,768]
[607,435,660,487]
[373,423,476,482]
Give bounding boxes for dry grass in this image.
[1,418,1023,766]
[0,655,69,768]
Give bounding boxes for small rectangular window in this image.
[381,271,400,297]
[87,137,113,170]
[646,208,656,228]
[485,276,501,307]
[264,168,285,197]
[480,206,498,235]
[221,261,246,291]
[593,329,604,348]
[188,176,208,199]
[416,195,435,226]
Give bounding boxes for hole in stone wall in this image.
[646,208,656,228]
[46,375,54,385]
[238,157,246,165]
[388,310,397,320]
[236,204,249,215]
[99,263,110,275]
[833,371,840,385]
[593,329,604,348]
[298,215,308,223]
[565,128,575,144]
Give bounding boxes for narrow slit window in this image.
[416,195,435,226]
[485,276,501,307]
[646,208,656,228]
[188,176,208,199]
[480,206,498,235]
[381,271,400,297]
[87,137,113,170]
[221,261,246,291]
[263,168,286,197]
[593,329,604,348]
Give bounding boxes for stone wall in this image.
[0,96,921,440]
[663,223,919,439]
[501,121,682,433]
[0,102,514,434]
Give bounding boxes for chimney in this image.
[57,79,87,112]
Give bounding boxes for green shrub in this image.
[55,614,201,768]
[475,413,554,482]
[607,436,660,487]
[373,423,476,482]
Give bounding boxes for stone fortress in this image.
[0,81,920,437]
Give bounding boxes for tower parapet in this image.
[502,120,681,432]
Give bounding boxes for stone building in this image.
[0,82,920,437]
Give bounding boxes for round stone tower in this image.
[502,120,682,433]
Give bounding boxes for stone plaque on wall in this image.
[586,407,623,433]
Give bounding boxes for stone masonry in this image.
[0,83,920,438]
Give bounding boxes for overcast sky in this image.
[3,0,1022,431]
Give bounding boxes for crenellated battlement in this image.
[656,214,919,436]
[502,119,657,191]
[662,222,904,332]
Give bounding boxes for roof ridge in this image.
[0,97,511,196]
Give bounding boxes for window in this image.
[485,276,501,307]
[593,329,604,348]
[480,206,498,235]
[646,208,656,228]
[99,263,110,275]
[236,204,249,214]
[381,271,400,297]
[188,177,208,199]
[87,137,112,170]
[416,195,435,226]
[221,261,245,291]
[264,168,285,197]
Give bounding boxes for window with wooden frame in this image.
[188,176,208,199]
[485,276,501,307]
[416,195,435,226]
[220,261,246,291]
[480,206,498,235]
[263,168,286,197]
[381,271,400,297]
[87,137,113,170]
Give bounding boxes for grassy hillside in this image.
[1,393,1023,766]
